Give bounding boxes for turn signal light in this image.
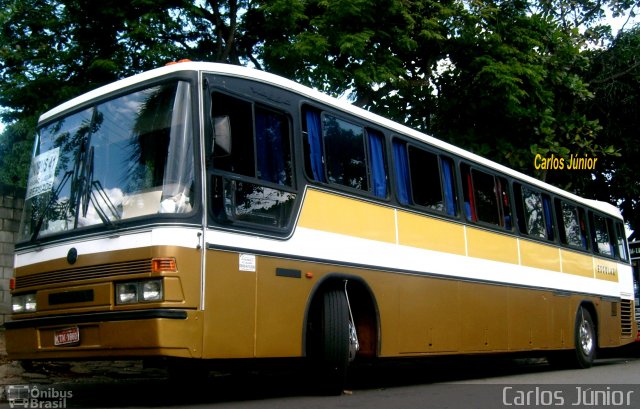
[151,257,177,273]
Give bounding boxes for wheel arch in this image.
[302,273,381,359]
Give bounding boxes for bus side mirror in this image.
[212,115,232,156]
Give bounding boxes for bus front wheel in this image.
[315,288,351,395]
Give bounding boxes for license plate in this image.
[54,326,80,346]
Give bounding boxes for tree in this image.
[1,0,638,233]
[585,26,640,233]
[0,0,256,188]
[431,1,616,186]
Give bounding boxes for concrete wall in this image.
[0,185,25,326]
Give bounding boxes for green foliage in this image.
[0,116,37,187]
[583,26,640,235]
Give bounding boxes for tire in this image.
[318,288,351,395]
[573,306,596,368]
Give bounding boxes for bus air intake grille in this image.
[620,299,633,338]
[14,259,153,290]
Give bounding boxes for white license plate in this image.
[54,326,80,346]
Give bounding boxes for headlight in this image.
[115,279,163,304]
[12,293,37,313]
[142,280,162,301]
[115,283,139,304]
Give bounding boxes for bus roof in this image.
[38,61,623,219]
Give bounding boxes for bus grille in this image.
[14,259,152,290]
[621,299,633,338]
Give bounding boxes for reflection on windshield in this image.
[21,81,195,241]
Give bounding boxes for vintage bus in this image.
[630,240,640,340]
[6,61,635,393]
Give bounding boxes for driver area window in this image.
[209,91,296,231]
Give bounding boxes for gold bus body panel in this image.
[7,244,203,360]
[7,310,203,360]
[7,190,635,361]
[519,239,561,272]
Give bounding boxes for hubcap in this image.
[579,317,594,355]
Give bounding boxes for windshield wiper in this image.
[81,147,120,227]
[86,180,121,226]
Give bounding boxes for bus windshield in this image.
[20,80,195,241]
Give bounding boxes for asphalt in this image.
[0,328,167,401]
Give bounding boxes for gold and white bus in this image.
[6,61,636,392]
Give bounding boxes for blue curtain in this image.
[392,140,410,205]
[368,130,387,198]
[441,158,456,216]
[256,110,286,185]
[305,110,325,182]
[542,195,554,240]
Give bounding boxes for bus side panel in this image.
[507,287,553,349]
[254,256,316,358]
[458,282,508,352]
[202,249,257,359]
[597,299,618,347]
[387,274,462,354]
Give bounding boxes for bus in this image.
[630,240,640,340]
[6,61,635,393]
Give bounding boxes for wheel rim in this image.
[578,314,594,356]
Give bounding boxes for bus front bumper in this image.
[4,309,202,360]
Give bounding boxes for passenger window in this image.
[304,108,389,197]
[393,139,457,216]
[473,169,499,225]
[323,114,368,191]
[615,222,629,261]
[521,186,545,238]
[591,214,614,256]
[558,201,588,249]
[515,184,555,240]
[408,146,443,212]
[461,164,511,229]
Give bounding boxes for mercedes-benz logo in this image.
[67,247,78,264]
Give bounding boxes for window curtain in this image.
[305,110,325,182]
[542,195,554,240]
[392,140,410,205]
[441,158,456,216]
[465,173,477,221]
[256,110,286,185]
[368,130,387,198]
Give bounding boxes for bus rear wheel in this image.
[573,306,596,368]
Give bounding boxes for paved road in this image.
[3,347,640,409]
